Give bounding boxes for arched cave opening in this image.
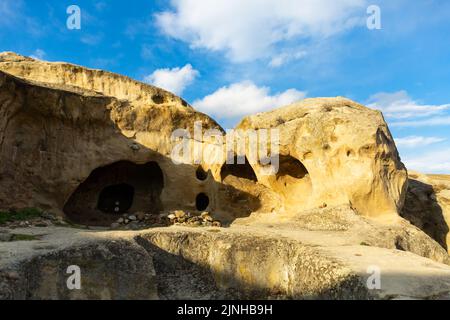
[220,156,258,182]
[64,161,164,226]
[272,154,312,207]
[196,193,210,211]
[97,183,135,214]
[277,155,309,180]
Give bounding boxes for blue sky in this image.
[1,0,450,173]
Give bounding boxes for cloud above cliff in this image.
[155,0,366,62]
[395,136,446,148]
[0,0,22,26]
[402,149,450,173]
[144,64,199,95]
[194,81,306,119]
[367,91,450,120]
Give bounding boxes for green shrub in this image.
[0,208,43,225]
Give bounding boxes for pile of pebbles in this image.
[168,211,222,228]
[110,212,165,230]
[110,210,222,230]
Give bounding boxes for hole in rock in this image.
[277,155,308,179]
[196,193,210,211]
[64,161,164,226]
[220,156,257,182]
[196,166,208,181]
[152,94,165,104]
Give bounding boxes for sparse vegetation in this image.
[0,208,44,225]
[11,234,39,241]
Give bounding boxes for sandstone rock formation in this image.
[402,172,450,252]
[0,52,450,300]
[0,52,408,225]
[236,98,408,221]
[0,52,265,226]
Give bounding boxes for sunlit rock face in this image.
[0,52,407,226]
[237,97,408,221]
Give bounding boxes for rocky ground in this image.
[0,209,222,234]
[1,204,450,300]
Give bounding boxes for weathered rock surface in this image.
[0,52,253,225]
[236,98,408,221]
[0,52,408,226]
[402,172,450,252]
[0,225,449,300]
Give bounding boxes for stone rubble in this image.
[109,210,222,230]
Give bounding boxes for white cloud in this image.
[155,0,366,62]
[144,64,199,95]
[403,149,450,174]
[367,91,450,119]
[193,81,306,119]
[0,0,22,26]
[391,116,450,128]
[81,34,103,45]
[395,136,446,148]
[269,50,307,67]
[30,49,46,60]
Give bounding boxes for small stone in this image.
[34,221,50,227]
[130,143,140,151]
[200,212,210,218]
[56,219,68,226]
[6,272,20,280]
[110,223,120,229]
[124,219,130,224]
[174,210,186,218]
[41,212,57,221]
[136,212,145,221]
[117,218,124,224]
[168,214,176,220]
[212,221,222,228]
[129,215,137,221]
[129,222,141,230]
[203,215,213,222]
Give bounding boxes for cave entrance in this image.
[64,161,164,226]
[97,183,135,214]
[272,154,312,207]
[277,155,309,179]
[220,156,257,182]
